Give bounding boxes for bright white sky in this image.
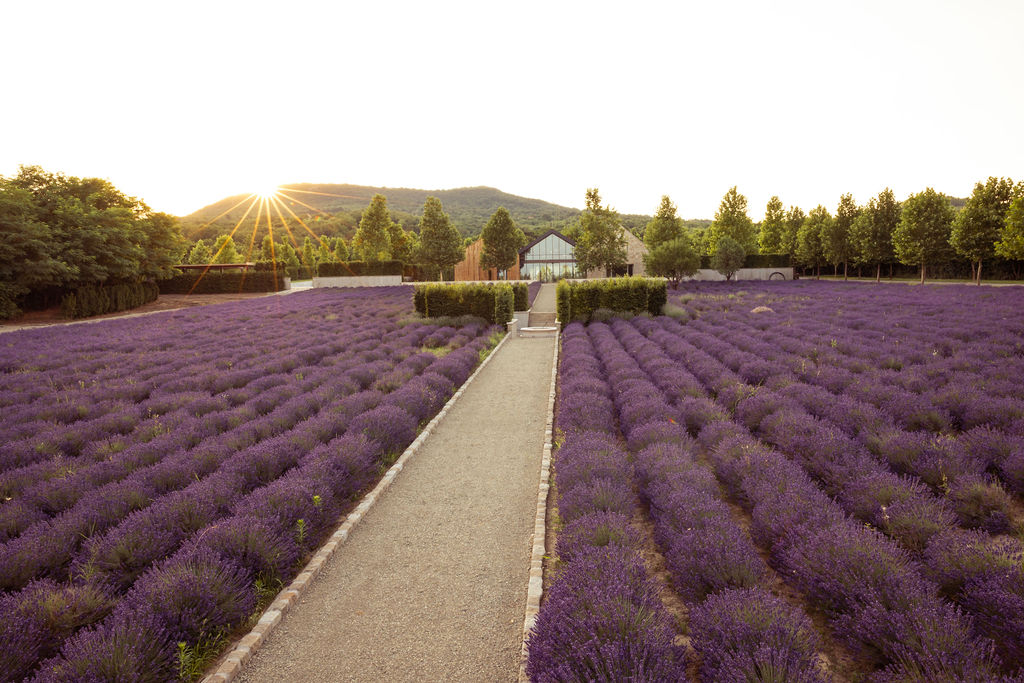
[2,0,1022,220]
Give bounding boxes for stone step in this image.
[519,326,558,338]
[528,311,556,326]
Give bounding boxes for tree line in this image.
[0,166,183,318]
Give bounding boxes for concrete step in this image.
[529,311,556,326]
[519,326,558,338]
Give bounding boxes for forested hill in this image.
[181,184,583,243]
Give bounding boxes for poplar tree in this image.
[850,188,899,282]
[951,177,1019,284]
[758,196,786,254]
[893,188,954,283]
[352,194,394,261]
[417,196,464,280]
[574,188,626,274]
[706,186,757,255]
[644,195,685,250]
[480,206,526,278]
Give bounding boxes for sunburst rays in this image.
[185,185,363,294]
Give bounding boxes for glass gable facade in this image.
[520,232,577,280]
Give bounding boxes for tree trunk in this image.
[920,263,926,284]
[889,263,894,280]
[876,263,881,283]
[977,259,982,285]
[843,261,848,281]
[816,264,820,280]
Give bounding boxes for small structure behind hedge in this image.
[414,282,515,324]
[317,261,404,277]
[555,277,667,328]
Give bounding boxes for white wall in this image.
[686,268,794,281]
[313,275,404,288]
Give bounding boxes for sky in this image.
[2,0,1022,221]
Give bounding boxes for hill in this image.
[180,184,587,244]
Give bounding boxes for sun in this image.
[254,185,280,199]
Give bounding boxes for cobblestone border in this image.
[202,329,513,683]
[519,329,559,682]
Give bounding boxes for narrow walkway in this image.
[236,306,557,682]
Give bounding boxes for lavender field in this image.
[530,282,1024,682]
[0,288,501,682]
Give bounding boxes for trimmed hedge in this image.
[554,277,666,329]
[317,260,403,277]
[414,283,514,324]
[61,281,160,319]
[512,282,529,311]
[158,272,287,295]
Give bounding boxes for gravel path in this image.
[531,282,557,313]
[236,331,557,682]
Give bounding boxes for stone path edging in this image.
[519,329,559,682]
[202,329,513,683]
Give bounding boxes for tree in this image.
[352,194,394,261]
[782,206,805,263]
[951,177,1019,284]
[332,237,349,262]
[416,196,464,280]
[479,206,526,278]
[136,212,184,279]
[644,195,684,250]
[995,196,1024,261]
[643,234,700,288]
[317,240,334,265]
[574,188,626,274]
[712,236,746,281]
[850,188,899,282]
[188,239,213,264]
[387,220,416,263]
[822,193,858,279]
[0,184,66,317]
[893,188,955,283]
[758,196,786,254]
[796,206,830,278]
[706,187,757,255]
[259,235,275,262]
[212,235,241,264]
[301,236,317,269]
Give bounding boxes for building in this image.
[453,238,521,281]
[518,230,577,281]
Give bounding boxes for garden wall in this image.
[687,267,794,281]
[313,276,404,288]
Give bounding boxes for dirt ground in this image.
[0,292,276,331]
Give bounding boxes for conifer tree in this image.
[416,196,464,280]
[644,195,685,250]
[758,196,786,254]
[574,188,626,274]
[480,206,526,278]
[352,194,394,261]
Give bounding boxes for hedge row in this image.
[316,261,404,277]
[60,282,160,319]
[555,277,666,329]
[159,272,287,295]
[512,282,529,311]
[414,283,514,324]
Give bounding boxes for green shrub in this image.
[317,261,403,277]
[512,282,529,311]
[554,277,667,328]
[414,282,514,324]
[61,281,160,319]
[158,272,286,295]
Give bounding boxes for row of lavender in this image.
[0,288,500,682]
[530,282,1024,681]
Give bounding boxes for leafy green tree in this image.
[260,235,275,262]
[796,206,830,278]
[706,186,757,255]
[301,236,317,268]
[416,196,464,280]
[822,193,858,279]
[951,177,1020,284]
[188,239,213,264]
[332,237,349,261]
[782,206,804,262]
[136,212,185,278]
[712,236,746,281]
[212,235,242,264]
[386,219,416,263]
[893,188,955,283]
[480,206,526,278]
[644,195,685,250]
[0,184,66,317]
[574,188,626,274]
[644,234,700,288]
[995,196,1024,261]
[317,240,334,265]
[758,196,786,254]
[850,188,899,282]
[352,193,394,261]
